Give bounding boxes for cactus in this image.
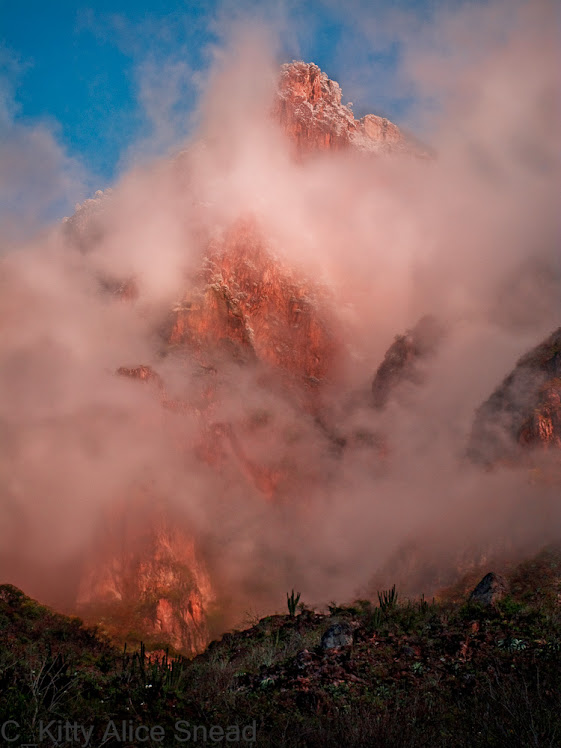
[286,589,301,617]
[377,584,398,613]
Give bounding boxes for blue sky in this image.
[0,1,435,178]
[0,0,503,232]
[1,1,217,183]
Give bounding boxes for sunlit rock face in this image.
[468,327,561,465]
[275,61,408,156]
[519,380,561,449]
[167,219,342,387]
[77,502,214,655]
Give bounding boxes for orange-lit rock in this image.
[201,421,282,499]
[77,503,214,655]
[519,379,561,449]
[274,61,410,157]
[168,219,342,387]
[117,365,164,390]
[275,61,354,153]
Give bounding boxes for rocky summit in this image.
[274,61,409,156]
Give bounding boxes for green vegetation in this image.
[377,583,398,613]
[2,549,561,746]
[286,589,301,617]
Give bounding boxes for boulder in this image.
[469,572,508,606]
[321,621,353,650]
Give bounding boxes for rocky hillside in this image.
[2,547,561,747]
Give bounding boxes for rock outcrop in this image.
[275,61,409,157]
[469,572,508,607]
[320,621,353,650]
[518,378,561,450]
[167,218,342,387]
[468,327,561,465]
[77,507,214,655]
[117,364,164,390]
[372,315,444,409]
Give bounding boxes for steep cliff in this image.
[77,513,213,654]
[468,327,561,465]
[167,218,341,386]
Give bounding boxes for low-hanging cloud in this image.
[0,0,560,630]
[0,48,89,246]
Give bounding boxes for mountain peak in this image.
[275,60,408,155]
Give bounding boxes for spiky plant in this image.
[378,584,398,613]
[286,589,301,617]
